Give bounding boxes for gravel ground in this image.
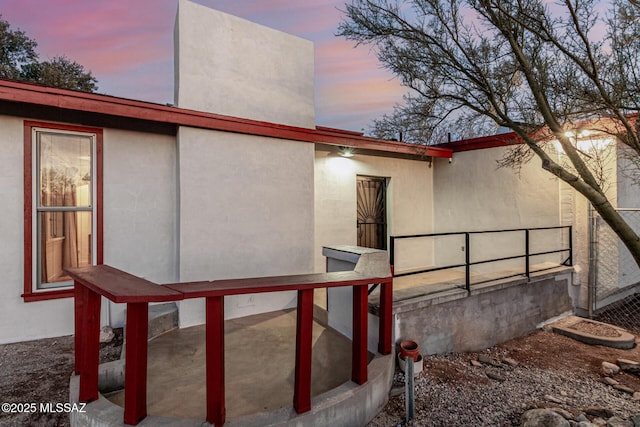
[369,330,640,426]
[0,329,122,427]
[0,327,638,426]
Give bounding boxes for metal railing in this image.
[390,226,572,292]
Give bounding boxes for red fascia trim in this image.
[96,131,104,265]
[315,125,364,136]
[0,80,452,159]
[433,132,523,152]
[22,120,104,302]
[23,123,32,301]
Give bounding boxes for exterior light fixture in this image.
[338,146,355,158]
[555,128,612,154]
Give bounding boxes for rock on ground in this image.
[367,330,640,427]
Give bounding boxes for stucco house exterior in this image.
[0,1,452,344]
[0,0,636,348]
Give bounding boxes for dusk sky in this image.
[0,0,408,132]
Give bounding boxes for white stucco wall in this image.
[613,143,640,293]
[174,0,315,129]
[0,120,180,343]
[177,127,315,327]
[433,147,563,275]
[103,129,177,327]
[314,150,435,273]
[0,116,76,343]
[617,143,640,209]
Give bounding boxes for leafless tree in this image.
[339,0,640,267]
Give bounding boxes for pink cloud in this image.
[0,0,403,129]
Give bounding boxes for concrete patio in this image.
[68,303,394,427]
[106,309,357,419]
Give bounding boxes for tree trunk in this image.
[533,143,640,269]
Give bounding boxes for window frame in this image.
[23,121,103,302]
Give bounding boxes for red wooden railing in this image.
[67,265,393,426]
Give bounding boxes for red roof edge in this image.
[315,125,364,136]
[433,132,523,152]
[0,79,452,159]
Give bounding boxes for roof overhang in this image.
[433,132,523,152]
[0,79,452,160]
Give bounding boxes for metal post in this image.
[525,229,530,280]
[465,232,470,292]
[588,205,597,318]
[405,357,415,423]
[568,225,573,266]
[389,237,395,274]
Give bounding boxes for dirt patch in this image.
[423,358,490,386]
[0,329,122,427]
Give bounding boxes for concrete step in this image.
[147,302,178,340]
[100,302,178,393]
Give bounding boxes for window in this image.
[23,121,103,301]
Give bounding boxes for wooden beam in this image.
[378,280,393,355]
[123,302,149,426]
[352,284,368,385]
[206,296,226,427]
[78,287,101,403]
[293,289,314,413]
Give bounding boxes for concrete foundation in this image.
[394,268,574,354]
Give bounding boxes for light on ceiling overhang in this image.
[338,146,355,158]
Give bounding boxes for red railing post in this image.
[206,296,226,426]
[378,279,393,355]
[74,281,85,375]
[123,302,149,426]
[352,284,368,385]
[79,287,101,403]
[293,288,313,413]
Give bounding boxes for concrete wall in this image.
[395,271,573,354]
[433,147,564,275]
[177,127,315,327]
[314,151,434,273]
[174,0,315,129]
[103,129,178,327]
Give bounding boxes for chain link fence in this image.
[591,209,640,335]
